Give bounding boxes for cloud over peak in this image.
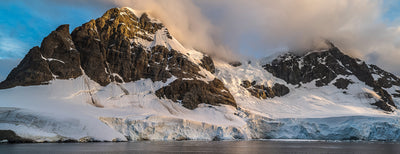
[3,0,400,74]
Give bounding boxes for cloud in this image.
[4,0,400,74]
[195,0,386,55]
[111,0,234,61]
[108,0,400,74]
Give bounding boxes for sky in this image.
[1,0,400,80]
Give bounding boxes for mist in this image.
[111,0,234,61]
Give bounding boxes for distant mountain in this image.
[264,42,398,111]
[1,7,400,143]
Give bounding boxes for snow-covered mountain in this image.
[2,7,400,143]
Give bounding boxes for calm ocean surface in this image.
[1,140,400,154]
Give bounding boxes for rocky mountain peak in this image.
[55,24,70,34]
[90,7,165,43]
[0,7,235,110]
[0,23,82,89]
[263,43,398,111]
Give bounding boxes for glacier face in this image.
[99,116,246,141]
[0,108,127,142]
[100,113,400,141]
[250,116,400,141]
[3,105,400,142]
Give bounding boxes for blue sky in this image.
[0,1,110,59]
[1,0,400,80]
[384,0,400,22]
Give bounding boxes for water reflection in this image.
[1,140,399,154]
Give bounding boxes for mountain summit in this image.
[0,7,235,109]
[2,8,400,142]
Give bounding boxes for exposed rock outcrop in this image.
[0,130,34,143]
[156,78,236,109]
[200,55,215,73]
[229,61,242,67]
[240,80,289,99]
[392,90,400,98]
[40,25,82,79]
[333,78,354,89]
[0,25,82,89]
[369,64,400,88]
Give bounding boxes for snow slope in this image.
[0,75,246,141]
[2,57,400,142]
[215,60,400,119]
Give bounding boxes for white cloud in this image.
[0,32,28,59]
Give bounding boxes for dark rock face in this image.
[229,61,242,67]
[392,90,400,98]
[200,55,215,73]
[240,80,289,99]
[40,25,82,79]
[263,43,397,111]
[70,8,207,85]
[156,78,236,109]
[264,50,349,87]
[71,19,109,85]
[333,78,354,89]
[138,13,164,35]
[369,65,400,88]
[0,130,34,143]
[0,47,53,89]
[0,8,236,110]
[0,25,82,89]
[372,101,394,112]
[272,83,291,97]
[240,80,252,88]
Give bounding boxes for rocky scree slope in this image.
[0,8,235,109]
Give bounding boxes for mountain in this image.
[263,42,397,112]
[1,7,400,143]
[0,8,235,110]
